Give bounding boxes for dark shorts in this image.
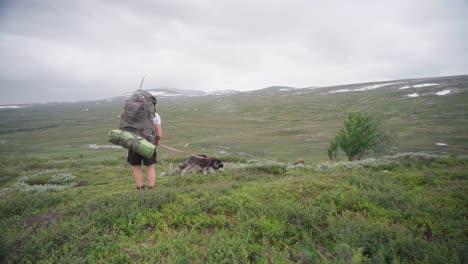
[127,149,157,166]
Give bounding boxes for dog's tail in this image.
[168,163,173,175]
[168,162,181,176]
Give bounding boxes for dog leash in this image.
[158,143,211,160]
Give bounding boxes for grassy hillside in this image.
[0,154,467,263]
[0,76,467,162]
[0,76,467,262]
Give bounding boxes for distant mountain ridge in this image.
[1,75,466,107]
[146,75,467,98]
[141,75,467,98]
[246,86,297,93]
[317,75,468,98]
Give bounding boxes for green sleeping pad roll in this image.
[108,129,155,158]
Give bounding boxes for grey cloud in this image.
[0,0,467,104]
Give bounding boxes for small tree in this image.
[327,139,338,162]
[328,112,392,161]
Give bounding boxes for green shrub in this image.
[47,173,77,185]
[23,174,51,185]
[0,168,20,184]
[0,153,466,263]
[13,182,77,193]
[14,170,77,193]
[328,112,394,161]
[208,233,249,263]
[328,138,338,162]
[24,161,55,170]
[246,165,287,175]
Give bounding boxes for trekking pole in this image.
[158,143,211,160]
[139,75,146,90]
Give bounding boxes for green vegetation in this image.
[329,112,393,161]
[0,78,467,262]
[0,154,466,263]
[1,78,467,162]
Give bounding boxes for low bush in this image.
[0,168,20,184]
[316,152,455,172]
[246,165,287,175]
[13,182,77,193]
[23,174,51,185]
[0,154,466,263]
[13,170,78,193]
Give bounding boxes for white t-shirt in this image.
[153,113,161,125]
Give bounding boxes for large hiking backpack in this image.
[119,90,157,143]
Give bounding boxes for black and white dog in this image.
[170,155,224,176]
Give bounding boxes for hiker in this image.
[127,112,162,190]
[119,90,162,190]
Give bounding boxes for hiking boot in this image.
[137,185,145,191]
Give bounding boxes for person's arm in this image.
[153,113,162,145]
[154,124,162,145]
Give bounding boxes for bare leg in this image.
[133,165,144,187]
[146,164,156,187]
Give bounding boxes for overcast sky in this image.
[0,0,467,104]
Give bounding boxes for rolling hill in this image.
[0,75,467,162]
[0,75,467,263]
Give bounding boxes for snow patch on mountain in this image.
[436,89,451,96]
[362,82,402,90]
[399,83,439,89]
[208,90,240,96]
[148,91,184,97]
[0,105,28,109]
[329,82,402,94]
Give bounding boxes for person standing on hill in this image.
[127,112,162,190]
[119,90,162,190]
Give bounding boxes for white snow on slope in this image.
[330,89,352,93]
[436,89,451,96]
[415,83,439,87]
[407,93,419,97]
[330,82,401,93]
[209,90,239,96]
[435,143,447,146]
[362,82,402,90]
[148,91,184,97]
[399,83,439,89]
[0,105,27,109]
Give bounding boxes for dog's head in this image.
[211,158,224,171]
